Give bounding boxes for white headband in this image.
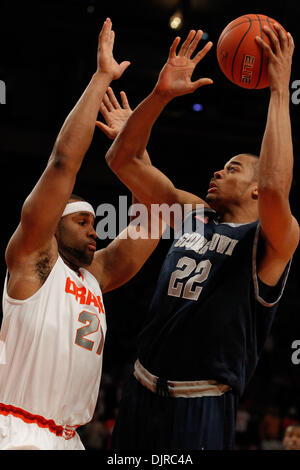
[61,201,95,218]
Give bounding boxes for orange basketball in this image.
[217,14,287,89]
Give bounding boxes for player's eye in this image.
[78,220,86,226]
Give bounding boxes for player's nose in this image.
[88,225,97,240]
[213,169,224,179]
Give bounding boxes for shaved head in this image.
[243,153,259,181]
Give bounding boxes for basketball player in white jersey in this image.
[0,18,162,450]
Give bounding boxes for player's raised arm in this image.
[96,87,152,166]
[105,30,213,215]
[90,87,164,293]
[255,25,299,279]
[6,19,130,265]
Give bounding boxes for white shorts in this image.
[0,414,85,450]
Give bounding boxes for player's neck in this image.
[59,252,81,276]
[218,205,258,224]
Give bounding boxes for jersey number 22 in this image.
[168,256,212,301]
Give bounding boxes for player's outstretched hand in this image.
[97,18,131,80]
[255,24,294,92]
[96,87,132,139]
[154,30,213,100]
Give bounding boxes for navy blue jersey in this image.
[138,208,291,396]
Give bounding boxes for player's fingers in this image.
[102,93,113,111]
[120,91,131,110]
[186,30,203,58]
[255,35,276,59]
[273,24,288,52]
[192,41,213,64]
[192,77,213,91]
[118,60,131,77]
[109,29,115,48]
[178,30,196,56]
[263,25,281,54]
[99,102,110,120]
[98,104,112,125]
[95,120,112,137]
[287,32,295,55]
[98,20,106,40]
[99,17,111,43]
[107,87,120,109]
[169,36,181,58]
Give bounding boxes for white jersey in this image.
[0,256,106,434]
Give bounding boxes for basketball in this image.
[217,14,287,89]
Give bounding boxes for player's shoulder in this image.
[5,233,58,299]
[6,230,58,270]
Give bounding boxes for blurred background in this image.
[1,0,300,450]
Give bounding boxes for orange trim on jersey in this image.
[0,403,77,440]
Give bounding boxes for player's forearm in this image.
[105,90,178,207]
[106,88,170,171]
[52,72,112,170]
[258,89,293,198]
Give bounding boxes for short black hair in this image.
[244,153,259,181]
[69,193,86,202]
[245,153,259,159]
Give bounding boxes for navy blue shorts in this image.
[111,375,239,450]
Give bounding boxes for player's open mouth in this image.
[208,183,218,193]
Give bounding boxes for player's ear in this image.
[251,185,258,200]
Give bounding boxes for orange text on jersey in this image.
[65,277,105,314]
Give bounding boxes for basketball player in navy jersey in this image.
[103,25,299,449]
